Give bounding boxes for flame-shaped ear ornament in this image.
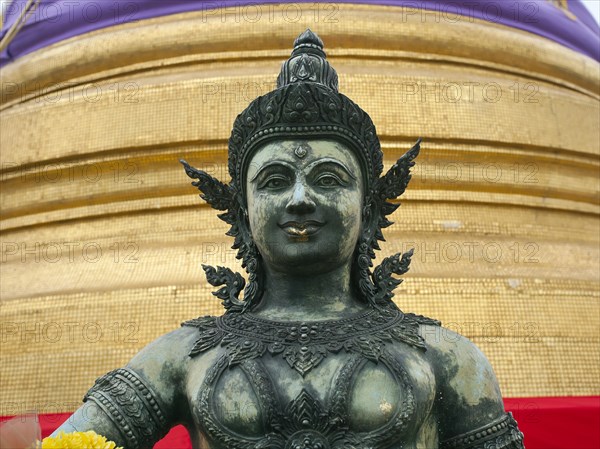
[180,159,234,212]
[181,159,250,312]
[374,137,421,213]
[367,138,421,307]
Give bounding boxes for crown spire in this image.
[276,29,338,91]
[291,28,325,57]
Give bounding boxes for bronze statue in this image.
[53,30,525,449]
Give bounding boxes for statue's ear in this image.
[180,159,233,211]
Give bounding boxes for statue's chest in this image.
[184,310,439,449]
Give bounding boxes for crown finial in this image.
[276,29,338,91]
[291,29,325,58]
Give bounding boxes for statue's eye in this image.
[315,174,343,187]
[261,176,290,189]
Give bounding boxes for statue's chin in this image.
[254,225,359,277]
[260,244,352,277]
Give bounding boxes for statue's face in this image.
[246,139,364,275]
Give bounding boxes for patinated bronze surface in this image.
[53,30,525,449]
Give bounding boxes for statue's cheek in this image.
[332,192,362,228]
[248,195,280,229]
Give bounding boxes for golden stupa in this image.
[1,0,598,418]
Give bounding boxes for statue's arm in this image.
[51,326,198,449]
[423,325,525,449]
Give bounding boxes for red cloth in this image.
[505,396,600,449]
[3,396,599,448]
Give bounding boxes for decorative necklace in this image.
[183,307,440,376]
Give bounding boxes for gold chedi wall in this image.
[1,4,598,414]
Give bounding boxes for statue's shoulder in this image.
[416,322,508,442]
[120,319,215,404]
[123,316,218,396]
[418,322,500,385]
[125,323,200,387]
[405,314,489,367]
[181,314,224,358]
[418,321,503,395]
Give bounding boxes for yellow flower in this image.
[39,431,123,449]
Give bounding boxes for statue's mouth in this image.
[279,220,324,238]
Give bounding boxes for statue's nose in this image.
[286,181,316,214]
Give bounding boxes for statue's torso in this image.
[76,306,524,449]
[183,309,440,449]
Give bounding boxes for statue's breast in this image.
[193,352,431,449]
[184,310,440,448]
[216,355,408,434]
[346,358,406,432]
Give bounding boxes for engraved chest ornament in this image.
[183,309,440,448]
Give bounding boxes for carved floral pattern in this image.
[183,308,439,376]
[84,369,168,449]
[440,413,525,449]
[184,307,436,447]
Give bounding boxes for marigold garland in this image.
[39,431,123,449]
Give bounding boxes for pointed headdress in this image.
[182,29,420,312]
[229,29,381,194]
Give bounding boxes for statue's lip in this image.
[278,220,324,237]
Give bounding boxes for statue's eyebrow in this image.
[306,158,357,179]
[248,160,295,182]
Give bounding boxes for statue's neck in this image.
[251,263,369,322]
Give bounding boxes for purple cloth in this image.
[1,0,599,67]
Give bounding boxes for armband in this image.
[441,412,525,449]
[84,368,170,449]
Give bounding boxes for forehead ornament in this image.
[294,145,309,159]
